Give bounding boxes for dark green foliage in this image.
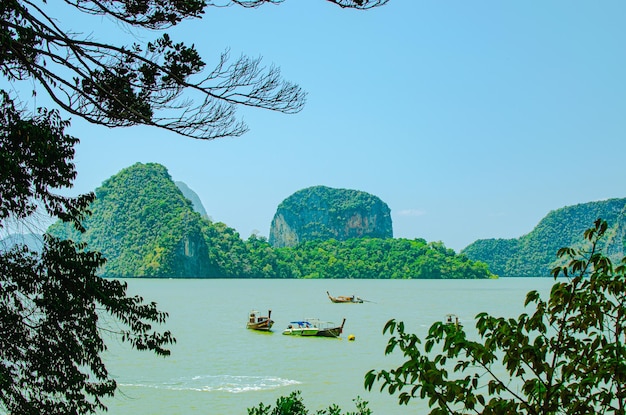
[0,96,174,414]
[49,163,213,277]
[247,390,372,415]
[0,1,307,139]
[241,235,493,279]
[458,238,519,277]
[0,91,92,227]
[463,199,626,276]
[288,238,492,279]
[2,1,387,141]
[201,220,252,277]
[0,237,174,414]
[365,219,626,414]
[192,224,494,279]
[269,186,393,248]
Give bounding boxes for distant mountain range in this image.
[3,162,624,278]
[462,198,626,277]
[175,181,208,218]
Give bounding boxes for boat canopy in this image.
[289,321,314,327]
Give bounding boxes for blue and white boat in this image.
[282,320,319,336]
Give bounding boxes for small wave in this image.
[120,374,301,393]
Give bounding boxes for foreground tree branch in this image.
[0,93,176,414]
[2,0,388,140]
[365,219,626,415]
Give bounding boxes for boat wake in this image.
[119,374,301,393]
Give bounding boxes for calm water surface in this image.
[99,278,555,414]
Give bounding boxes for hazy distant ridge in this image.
[175,181,209,218]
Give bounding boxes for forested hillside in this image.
[41,163,626,279]
[47,163,493,279]
[48,163,214,277]
[245,237,493,279]
[462,198,626,277]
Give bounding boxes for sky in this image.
[11,1,626,252]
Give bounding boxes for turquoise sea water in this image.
[98,278,555,414]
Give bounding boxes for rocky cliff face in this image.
[269,185,393,247]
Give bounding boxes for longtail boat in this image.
[327,291,364,304]
[246,310,274,331]
[309,318,346,338]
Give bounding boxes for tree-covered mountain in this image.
[47,163,492,279]
[48,163,214,277]
[51,163,626,280]
[462,198,626,277]
[269,185,393,247]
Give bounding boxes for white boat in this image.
[282,320,319,336]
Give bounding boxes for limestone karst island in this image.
[10,162,626,279]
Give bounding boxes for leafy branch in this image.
[366,219,626,414]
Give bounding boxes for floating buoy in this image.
[348,334,355,341]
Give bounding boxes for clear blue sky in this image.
[28,1,626,251]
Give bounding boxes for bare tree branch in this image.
[2,1,311,139]
[1,0,387,139]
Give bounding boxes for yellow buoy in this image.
[348,334,355,341]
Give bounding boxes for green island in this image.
[48,162,494,279]
[463,198,626,276]
[45,162,626,279]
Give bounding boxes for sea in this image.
[98,277,556,414]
